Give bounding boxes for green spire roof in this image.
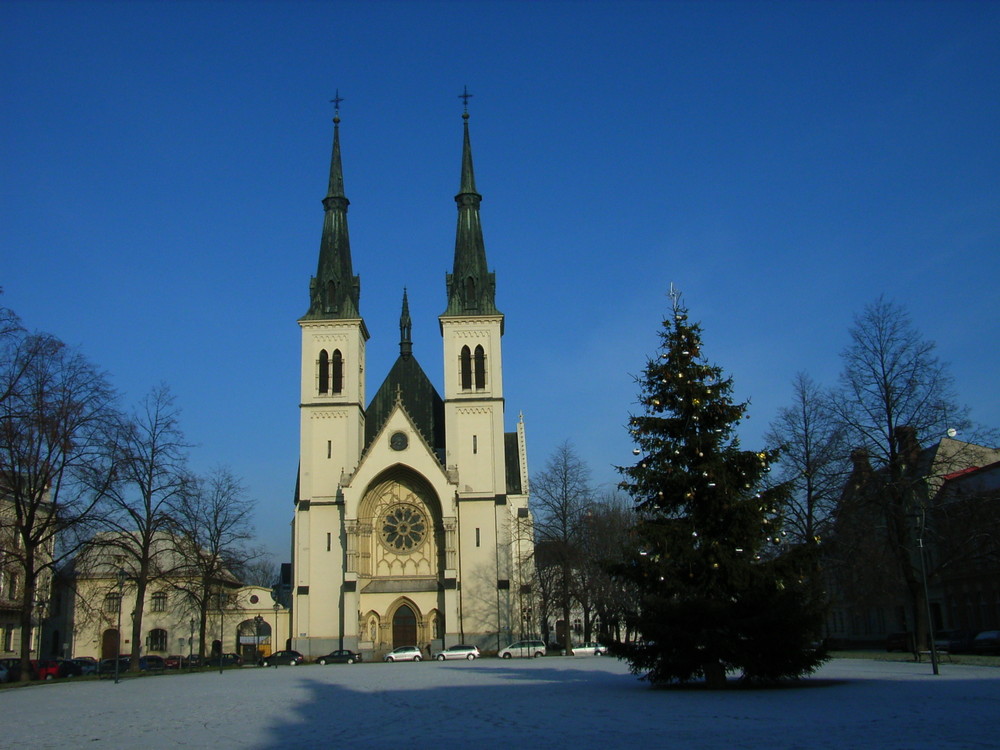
[444,110,499,316]
[399,288,412,359]
[303,111,361,320]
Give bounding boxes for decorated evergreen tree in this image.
[611,290,827,687]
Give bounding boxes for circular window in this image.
[250,595,259,604]
[390,431,408,451]
[380,504,427,553]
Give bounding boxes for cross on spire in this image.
[330,89,344,121]
[458,85,473,115]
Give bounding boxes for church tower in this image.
[291,98,531,659]
[293,104,368,643]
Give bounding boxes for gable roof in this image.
[365,353,444,459]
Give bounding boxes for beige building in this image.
[291,107,533,659]
[58,536,289,662]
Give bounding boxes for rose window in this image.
[380,504,427,553]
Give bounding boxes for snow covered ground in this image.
[2,657,997,749]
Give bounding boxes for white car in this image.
[498,640,546,659]
[571,642,606,656]
[435,644,480,661]
[384,646,423,662]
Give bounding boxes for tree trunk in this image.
[704,659,727,689]
[17,564,37,683]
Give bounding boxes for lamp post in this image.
[114,569,126,685]
[253,615,263,666]
[916,507,940,675]
[218,592,224,675]
[273,601,280,654]
[188,618,195,670]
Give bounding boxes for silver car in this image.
[435,644,480,661]
[384,646,423,662]
[498,640,546,659]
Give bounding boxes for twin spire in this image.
[303,94,498,324]
[303,103,360,320]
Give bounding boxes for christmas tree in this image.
[612,290,827,687]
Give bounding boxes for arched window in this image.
[460,346,472,391]
[148,628,168,652]
[318,349,329,394]
[151,592,167,612]
[474,345,486,390]
[331,349,343,394]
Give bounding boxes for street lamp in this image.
[114,569,126,685]
[254,615,263,666]
[916,508,940,675]
[218,591,224,675]
[273,601,280,655]
[188,618,195,670]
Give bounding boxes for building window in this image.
[319,350,329,394]
[475,527,481,548]
[474,345,486,389]
[6,573,17,600]
[148,629,167,652]
[104,593,121,613]
[151,592,167,612]
[332,350,344,394]
[472,435,478,455]
[460,346,472,391]
[3,625,12,651]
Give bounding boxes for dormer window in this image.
[465,276,476,309]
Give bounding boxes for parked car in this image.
[435,644,480,661]
[31,659,62,680]
[498,640,546,659]
[571,642,606,657]
[0,658,32,681]
[56,658,84,678]
[384,646,422,662]
[317,649,362,665]
[98,657,130,675]
[261,650,304,667]
[70,657,98,676]
[206,652,242,667]
[885,632,914,652]
[941,630,978,654]
[972,630,1000,655]
[140,655,167,672]
[164,655,186,669]
[0,662,8,683]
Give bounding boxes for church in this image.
[290,102,533,659]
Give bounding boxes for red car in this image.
[31,659,61,680]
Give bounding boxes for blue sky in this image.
[3,1,998,561]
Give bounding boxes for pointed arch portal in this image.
[392,604,417,647]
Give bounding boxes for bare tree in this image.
[0,321,118,680]
[531,441,591,654]
[95,385,190,671]
[576,492,639,644]
[238,556,279,589]
[168,466,259,660]
[765,372,849,544]
[828,297,988,649]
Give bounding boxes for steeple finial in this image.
[399,288,412,359]
[303,97,360,320]
[443,91,499,317]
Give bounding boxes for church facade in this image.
[290,107,533,659]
